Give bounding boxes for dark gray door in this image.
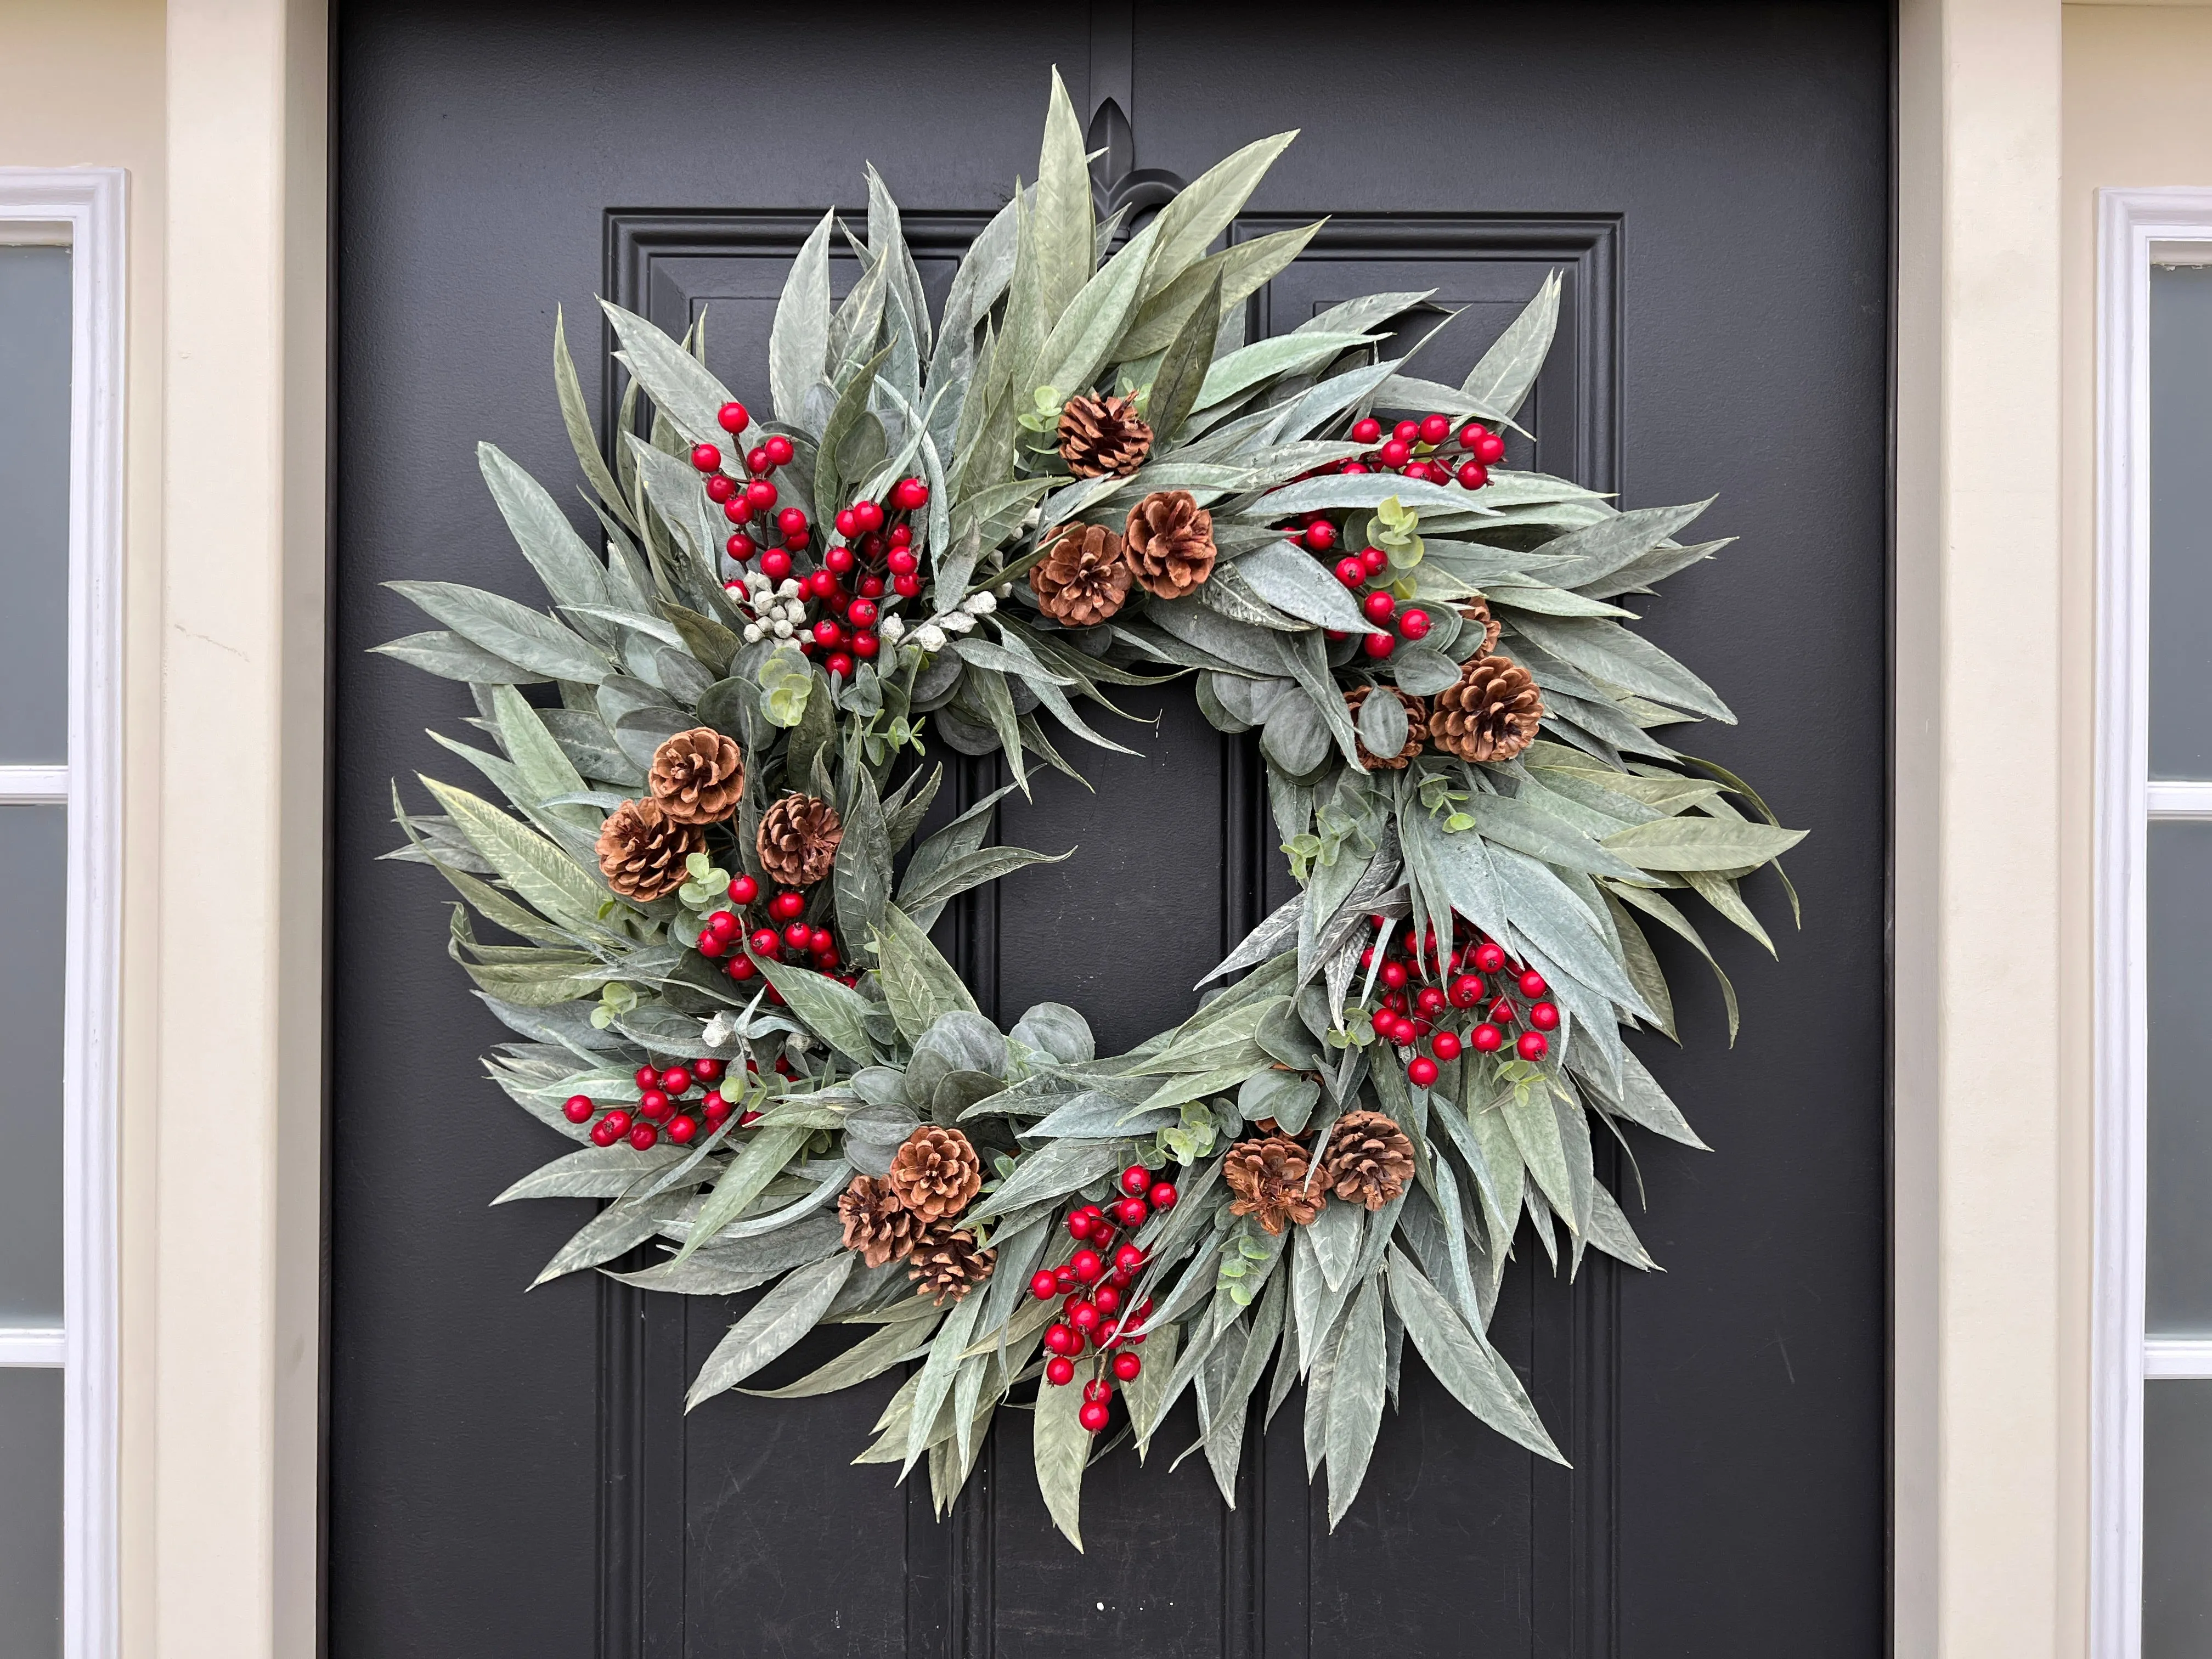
[330,5,1891,1654]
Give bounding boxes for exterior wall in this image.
[0,5,166,1654]
[2062,9,2212,1658]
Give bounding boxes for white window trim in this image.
[0,168,126,1659]
[2093,185,2212,1659]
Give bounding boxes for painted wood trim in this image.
[2091,184,2212,1659]
[2143,1339,2212,1381]
[0,1328,70,1368]
[0,164,127,1659]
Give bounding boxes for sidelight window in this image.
[0,171,124,1659]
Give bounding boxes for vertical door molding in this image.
[2089,184,2212,1659]
[0,163,126,1659]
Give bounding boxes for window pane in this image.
[0,806,64,1322]
[0,1367,60,1657]
[2151,263,2212,779]
[2147,1380,2212,1656]
[0,245,71,766]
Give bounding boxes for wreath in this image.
[380,73,1803,1548]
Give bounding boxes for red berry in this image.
[1458,420,1488,447]
[759,548,793,580]
[1488,996,1517,1025]
[563,1094,595,1124]
[1031,1269,1061,1300]
[590,1120,621,1147]
[824,544,856,577]
[808,928,833,954]
[1079,1401,1110,1434]
[1045,1356,1076,1386]
[1471,1023,1505,1053]
[1068,1301,1101,1334]
[851,630,879,659]
[729,874,759,906]
[702,1091,730,1120]
[749,927,780,955]
[770,891,805,921]
[1045,1323,1079,1356]
[717,401,749,433]
[1398,608,1431,641]
[1517,1031,1549,1061]
[602,1109,632,1137]
[725,532,755,562]
[1519,969,1548,997]
[692,1057,724,1082]
[1474,433,1506,464]
[1408,1056,1440,1087]
[725,957,757,981]
[1432,1030,1463,1061]
[1418,412,1451,444]
[1393,419,1420,443]
[1351,416,1383,443]
[761,434,794,467]
[783,922,811,951]
[892,476,930,511]
[1120,1165,1151,1197]
[659,1065,692,1096]
[746,446,772,475]
[1361,546,1388,574]
[1333,556,1368,589]
[1113,1243,1146,1273]
[1302,521,1338,552]
[1148,1182,1178,1211]
[1082,1378,1111,1403]
[1073,1208,1103,1240]
[777,506,807,538]
[1379,438,1411,467]
[690,443,721,472]
[1071,1248,1104,1284]
[746,478,777,511]
[1455,461,1490,490]
[886,548,918,575]
[848,597,879,627]
[1092,1285,1122,1317]
[1114,1195,1149,1228]
[638,1089,671,1122]
[1390,1017,1419,1046]
[634,1064,658,1090]
[893,572,922,599]
[1054,1265,1077,1291]
[705,474,738,504]
[667,1115,698,1144]
[1379,960,1408,991]
[811,618,843,648]
[1416,986,1447,1017]
[1361,590,1397,625]
[1363,632,1395,659]
[1474,942,1508,974]
[1449,974,1483,1007]
[1529,1001,1561,1031]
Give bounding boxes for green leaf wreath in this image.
[380,72,1803,1548]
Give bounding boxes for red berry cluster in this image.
[1026,1164,1180,1434]
[1363,923,1561,1088]
[563,1055,757,1150]
[696,400,930,679]
[690,870,860,999]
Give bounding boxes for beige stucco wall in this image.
[2061,8,2212,1657]
[0,3,166,1652]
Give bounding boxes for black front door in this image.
[330,5,1891,1654]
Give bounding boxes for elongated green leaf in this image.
[553,306,635,529]
[769,211,836,425]
[1324,1277,1387,1529]
[1600,815,1804,872]
[964,1136,1133,1227]
[1234,541,1370,634]
[1195,332,1375,412]
[833,768,891,963]
[741,1308,942,1398]
[897,842,1073,916]
[1385,1248,1565,1462]
[873,901,979,1040]
[1139,129,1297,306]
[495,1144,683,1204]
[373,630,544,685]
[685,1252,856,1407]
[1035,218,1160,399]
[1509,612,1735,725]
[1032,1359,1090,1549]
[478,441,610,612]
[904,1290,987,1472]
[1032,69,1096,328]
[531,1192,687,1288]
[420,777,611,932]
[672,1123,814,1266]
[388,580,611,684]
[753,955,881,1063]
[600,300,742,448]
[1462,270,1560,421]
[1120,220,1322,360]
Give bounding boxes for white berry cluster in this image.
[736,570,808,645]
[896,589,1003,656]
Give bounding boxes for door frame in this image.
[136,3,2072,1656]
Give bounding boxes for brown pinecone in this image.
[1223,1134,1327,1235]
[1458,596,1503,658]
[1122,489,1217,599]
[887,1125,984,1222]
[1345,685,1430,771]
[907,1221,996,1305]
[647,726,746,825]
[838,1175,921,1268]
[756,793,843,888]
[1320,1110,1417,1211]
[1029,523,1135,627]
[1057,392,1153,478]
[1430,653,1544,763]
[595,797,703,901]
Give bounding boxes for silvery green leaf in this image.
[1194,332,1376,411]
[1459,791,1645,881]
[1296,290,1435,338]
[873,902,978,1041]
[531,1191,690,1288]
[478,442,610,613]
[1233,541,1370,634]
[494,1143,684,1204]
[931,190,1023,394]
[1575,1041,1708,1150]
[1244,472,1483,521]
[1600,815,1804,872]
[1501,1080,1575,1232]
[1139,129,1297,307]
[373,630,544,685]
[387,580,611,684]
[1020,1093,1180,1139]
[612,706,694,771]
[902,842,1068,929]
[1034,217,1161,400]
[1371,374,1516,426]
[600,300,746,448]
[1259,685,1331,776]
[1305,1194,1364,1291]
[1211,673,1295,730]
[742,1308,941,1400]
[1385,1247,1564,1462]
[843,1098,921,1177]
[1268,629,1364,770]
[1483,583,1635,619]
[1584,1181,1659,1272]
[769,210,836,427]
[1009,1002,1094,1064]
[1509,611,1735,724]
[1302,1302,1343,1478]
[1138,265,1222,445]
[1356,683,1409,759]
[1193,891,1305,989]
[421,778,611,934]
[1032,69,1096,328]
[1257,358,1400,447]
[1256,998,1323,1072]
[965,1137,1134,1227]
[1583,534,1733,599]
[1520,499,1715,590]
[1460,269,1561,422]
[753,956,880,1064]
[670,1123,814,1267]
[916,1011,1008,1079]
[833,768,892,964]
[903,1289,987,1474]
[1032,1357,1091,1550]
[1201,562,1306,632]
[616,1214,844,1294]
[685,1252,856,1408]
[811,345,891,530]
[1324,1277,1387,1530]
[1120,221,1319,362]
[1487,846,1644,1011]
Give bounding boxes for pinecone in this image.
[838,1175,921,1268]
[1056,392,1153,478]
[1223,1134,1327,1234]
[907,1221,996,1305]
[1430,653,1544,763]
[1122,489,1217,599]
[1345,685,1430,771]
[595,797,703,901]
[887,1125,984,1222]
[756,793,843,888]
[1458,596,1503,658]
[1320,1110,1416,1211]
[648,726,746,825]
[1029,523,1135,626]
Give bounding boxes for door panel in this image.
[332,5,1889,1654]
